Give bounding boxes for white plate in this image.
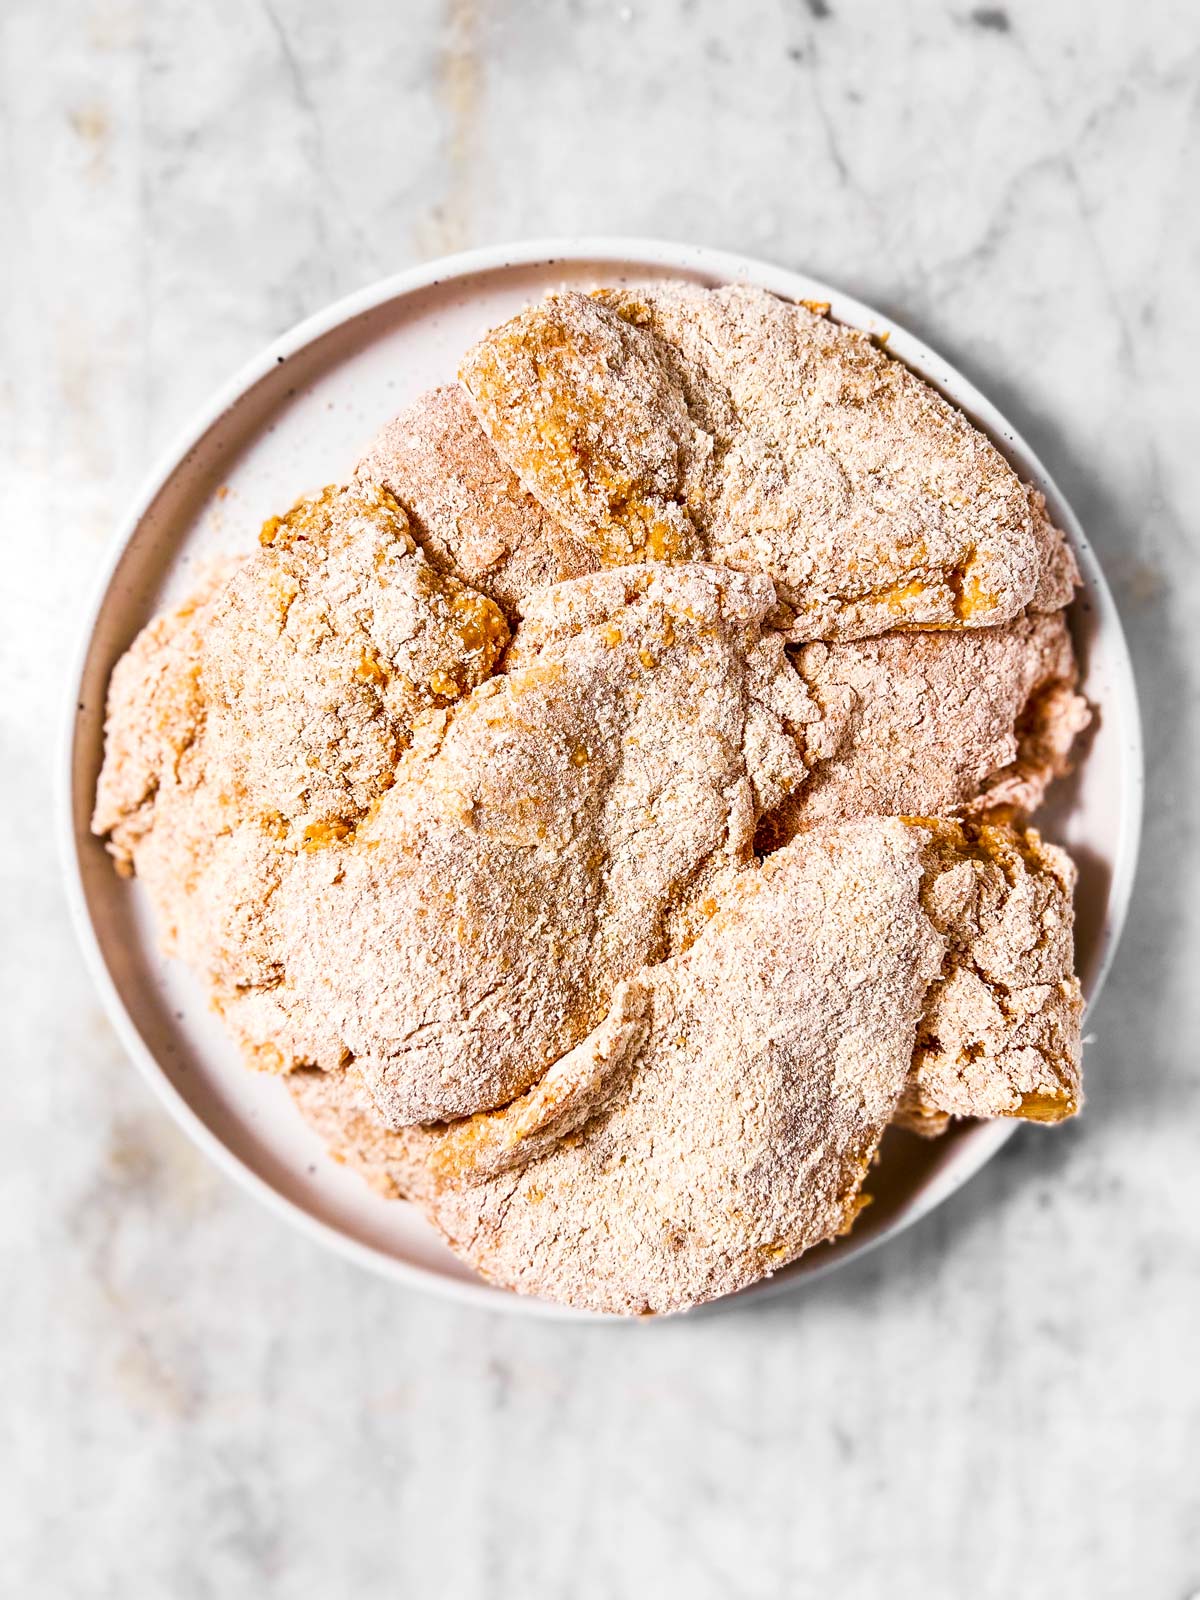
[61,240,1144,1318]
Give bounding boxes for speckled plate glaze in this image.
[61,240,1143,1319]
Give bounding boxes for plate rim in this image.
[58,236,1145,1320]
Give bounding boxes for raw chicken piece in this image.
[202,481,508,840]
[91,483,509,1071]
[273,563,811,1124]
[896,819,1082,1135]
[460,284,1074,641]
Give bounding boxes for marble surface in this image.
[3,0,1198,1594]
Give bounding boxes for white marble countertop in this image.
[3,0,1198,1594]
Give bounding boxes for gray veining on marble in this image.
[2,0,1198,1595]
